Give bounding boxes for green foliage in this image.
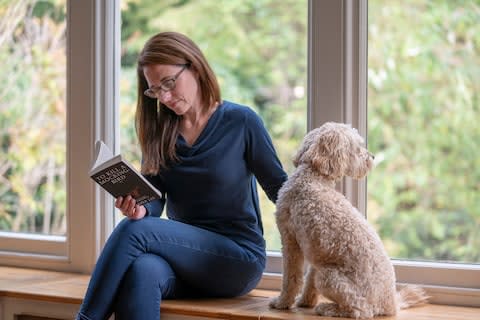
[0,0,66,235]
[32,0,65,22]
[367,0,480,262]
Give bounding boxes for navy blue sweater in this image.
[144,101,288,261]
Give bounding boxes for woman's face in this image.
[143,64,200,115]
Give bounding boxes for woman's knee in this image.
[114,216,175,238]
[110,217,162,250]
[127,254,175,283]
[115,216,149,236]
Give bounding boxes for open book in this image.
[89,140,162,206]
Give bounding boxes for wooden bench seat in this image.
[0,266,479,320]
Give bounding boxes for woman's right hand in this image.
[115,195,147,220]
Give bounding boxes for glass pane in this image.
[0,0,67,236]
[367,0,480,263]
[119,0,307,251]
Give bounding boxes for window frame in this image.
[0,0,120,273]
[261,0,480,307]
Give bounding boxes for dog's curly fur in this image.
[269,122,428,319]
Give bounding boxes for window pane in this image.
[367,0,480,263]
[0,0,67,236]
[119,0,307,251]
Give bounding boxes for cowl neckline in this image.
[176,103,224,156]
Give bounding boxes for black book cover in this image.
[89,141,162,205]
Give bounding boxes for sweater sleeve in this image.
[244,109,288,203]
[143,198,165,217]
[142,173,166,217]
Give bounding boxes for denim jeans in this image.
[76,217,265,320]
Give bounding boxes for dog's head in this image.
[293,122,374,180]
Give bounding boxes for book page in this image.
[92,140,113,169]
[90,140,125,176]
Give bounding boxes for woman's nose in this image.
[157,90,172,103]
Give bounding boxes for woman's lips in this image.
[168,99,184,114]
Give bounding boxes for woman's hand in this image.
[115,195,147,220]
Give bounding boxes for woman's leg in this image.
[112,254,181,320]
[77,217,264,320]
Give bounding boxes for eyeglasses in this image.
[144,64,189,99]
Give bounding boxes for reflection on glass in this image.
[367,0,479,263]
[0,0,67,235]
[120,1,307,250]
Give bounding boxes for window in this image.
[1,0,477,306]
[0,0,68,259]
[0,0,119,272]
[367,0,480,305]
[0,0,66,237]
[368,0,479,265]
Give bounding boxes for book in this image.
[89,140,162,206]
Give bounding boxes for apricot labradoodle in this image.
[269,122,428,319]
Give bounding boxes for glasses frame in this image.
[144,64,190,99]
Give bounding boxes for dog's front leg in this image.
[295,264,318,308]
[269,230,304,310]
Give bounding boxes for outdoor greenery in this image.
[367,0,480,262]
[0,0,478,263]
[0,0,66,235]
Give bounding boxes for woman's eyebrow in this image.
[149,74,174,88]
[159,73,175,82]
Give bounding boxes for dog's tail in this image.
[396,285,430,310]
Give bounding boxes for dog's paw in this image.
[294,294,317,308]
[315,303,370,318]
[315,303,343,317]
[269,296,293,310]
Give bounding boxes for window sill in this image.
[0,266,479,320]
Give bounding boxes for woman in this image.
[77,31,287,320]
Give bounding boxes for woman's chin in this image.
[167,101,187,115]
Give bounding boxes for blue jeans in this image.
[76,217,265,320]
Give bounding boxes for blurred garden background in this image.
[367,0,480,262]
[0,0,478,263]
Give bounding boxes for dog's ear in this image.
[308,128,349,179]
[292,140,311,168]
[293,128,321,167]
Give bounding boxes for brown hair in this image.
[136,32,221,175]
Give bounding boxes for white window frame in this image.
[260,0,480,307]
[0,0,120,273]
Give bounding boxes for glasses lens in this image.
[144,89,156,98]
[161,79,176,91]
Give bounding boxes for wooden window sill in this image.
[0,266,478,319]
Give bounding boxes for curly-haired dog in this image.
[269,122,428,319]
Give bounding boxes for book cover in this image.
[89,141,162,206]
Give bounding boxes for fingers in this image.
[114,196,123,209]
[129,205,147,220]
[115,196,137,217]
[115,196,147,220]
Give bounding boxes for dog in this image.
[269,122,428,319]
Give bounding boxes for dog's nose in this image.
[369,152,375,159]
